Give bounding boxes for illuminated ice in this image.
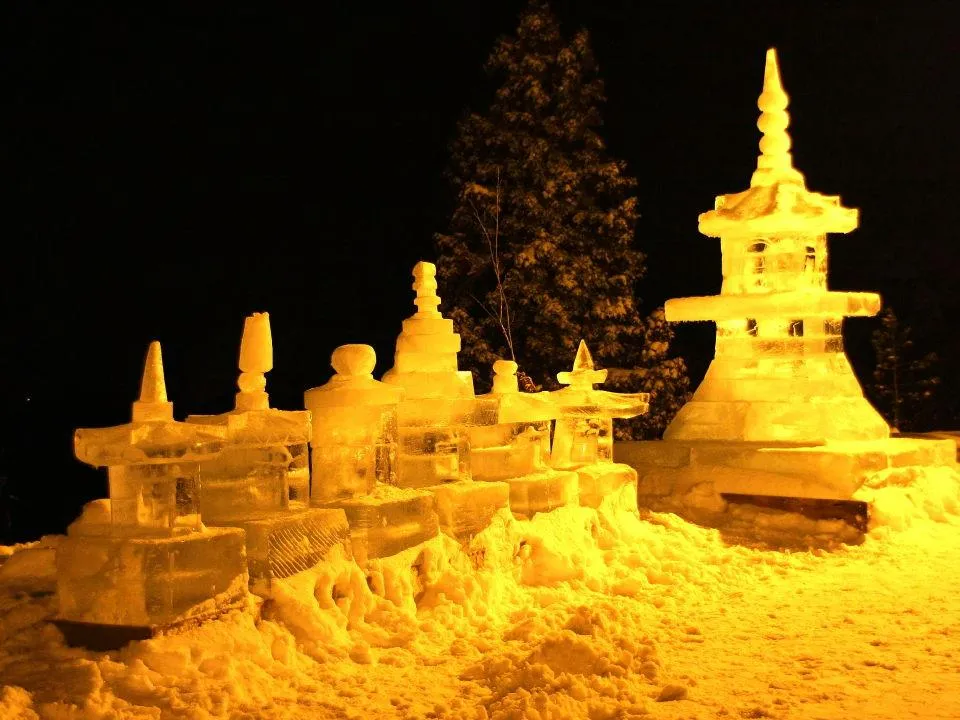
[307,343,438,562]
[551,341,649,470]
[188,313,349,586]
[58,342,247,629]
[627,49,959,519]
[383,261,509,539]
[663,49,888,445]
[471,359,579,518]
[305,343,402,502]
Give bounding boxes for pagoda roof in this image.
[75,420,227,468]
[699,49,858,238]
[698,181,858,237]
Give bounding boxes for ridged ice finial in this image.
[132,341,174,422]
[750,49,804,187]
[412,261,442,317]
[236,312,273,410]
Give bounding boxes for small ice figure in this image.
[471,360,555,482]
[188,313,349,586]
[305,344,402,503]
[188,313,312,522]
[550,340,649,470]
[74,341,226,533]
[58,342,247,634]
[472,359,580,519]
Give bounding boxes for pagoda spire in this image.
[750,48,805,188]
[132,341,174,422]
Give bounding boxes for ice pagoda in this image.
[187,313,349,590]
[550,341,649,508]
[382,261,509,540]
[56,342,247,645]
[625,49,958,529]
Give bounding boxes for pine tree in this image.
[435,0,688,437]
[869,306,940,432]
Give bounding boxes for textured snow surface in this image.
[2,474,959,719]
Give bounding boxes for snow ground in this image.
[1,470,958,720]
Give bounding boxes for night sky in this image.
[4,1,959,542]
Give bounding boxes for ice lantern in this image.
[58,342,247,635]
[305,344,402,503]
[189,313,312,520]
[663,49,889,444]
[73,341,225,533]
[550,341,649,469]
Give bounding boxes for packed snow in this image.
[2,469,959,720]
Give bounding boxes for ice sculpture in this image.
[383,261,509,540]
[56,342,247,638]
[305,343,436,563]
[664,49,887,444]
[623,49,958,527]
[471,359,579,518]
[550,341,649,507]
[188,313,349,588]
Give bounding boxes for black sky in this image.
[3,0,959,542]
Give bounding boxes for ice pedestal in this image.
[503,470,580,520]
[467,360,573,519]
[231,508,351,587]
[576,463,638,509]
[57,515,247,628]
[318,487,439,566]
[621,437,959,530]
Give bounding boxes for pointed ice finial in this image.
[236,312,273,410]
[556,340,608,387]
[412,261,442,317]
[750,48,804,187]
[132,341,174,422]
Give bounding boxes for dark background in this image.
[4,1,958,542]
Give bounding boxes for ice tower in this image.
[188,313,350,589]
[56,342,247,643]
[664,49,888,443]
[383,261,509,540]
[623,49,958,529]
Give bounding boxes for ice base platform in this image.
[485,470,579,520]
[318,487,439,565]
[575,463,638,509]
[215,508,351,590]
[428,479,509,541]
[617,437,958,530]
[55,526,248,632]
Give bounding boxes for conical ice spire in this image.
[236,312,273,410]
[556,340,608,387]
[132,341,174,422]
[750,48,804,188]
